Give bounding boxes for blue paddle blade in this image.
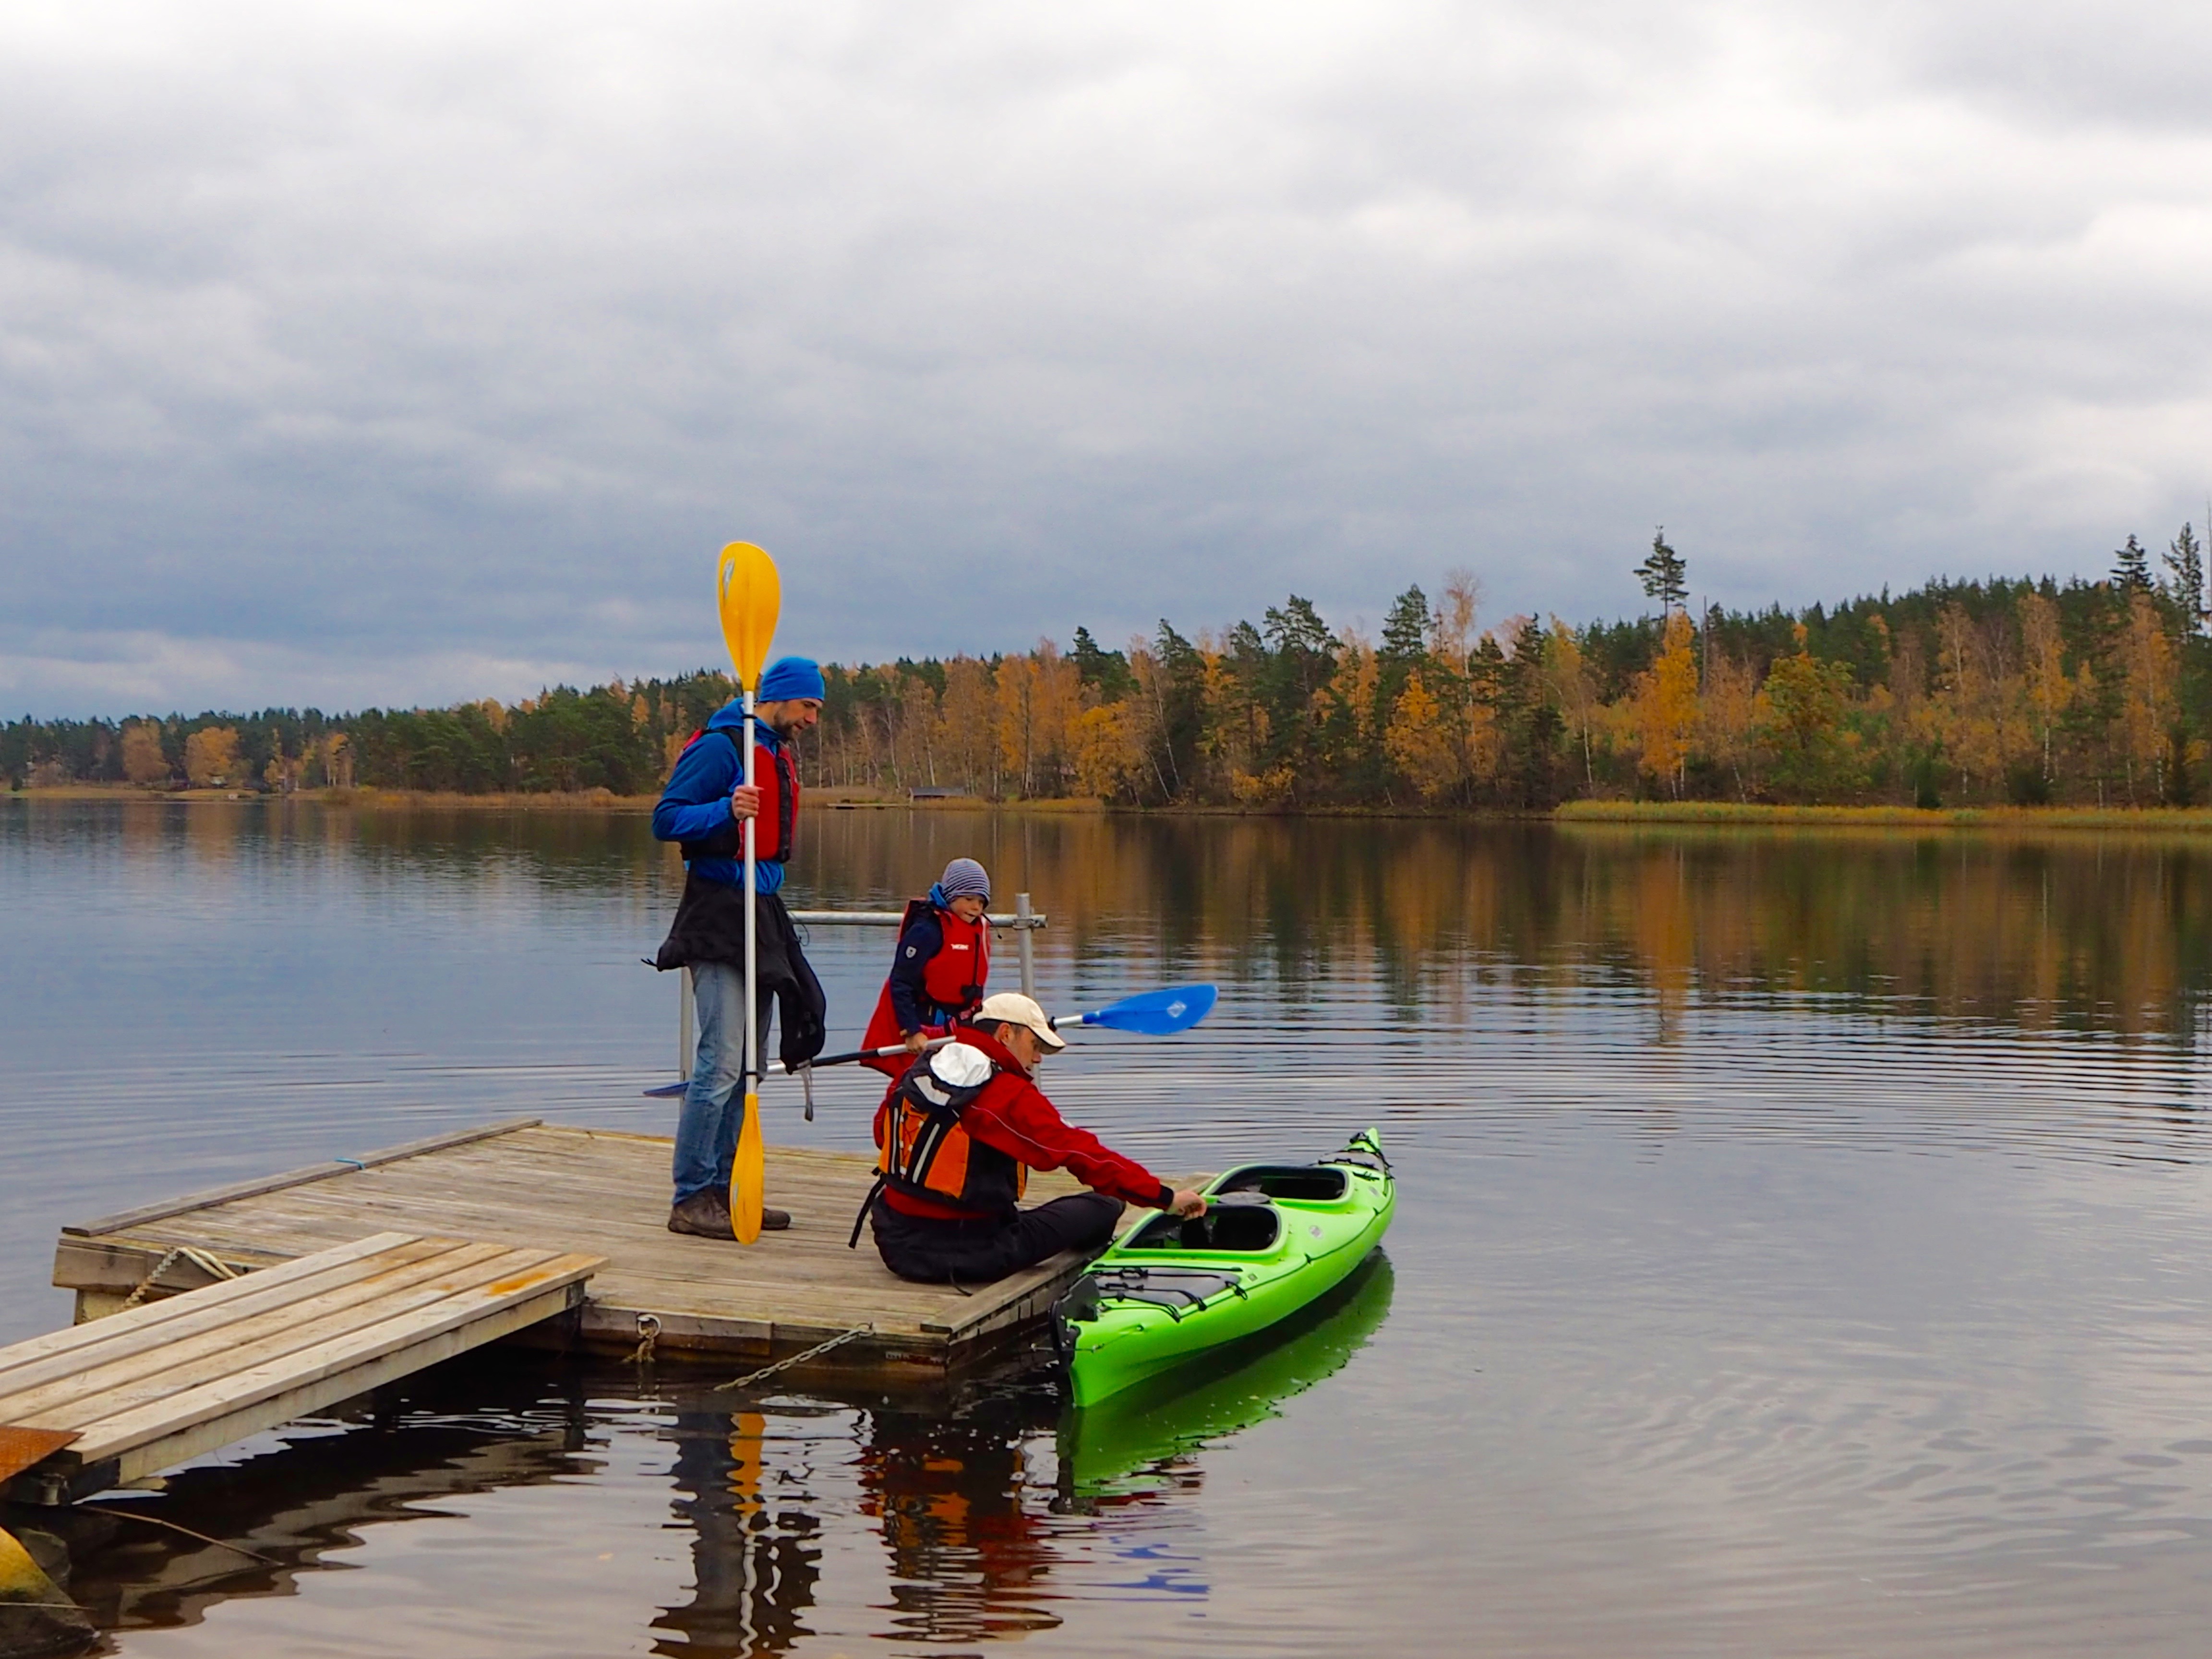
[1074,983,1217,1035]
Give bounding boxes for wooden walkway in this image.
[4,1232,601,1504]
[50,1119,1134,1377]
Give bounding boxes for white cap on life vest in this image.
[974,991,1066,1051]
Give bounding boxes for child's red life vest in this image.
[858,899,990,1075]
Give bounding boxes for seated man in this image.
[860,991,1207,1284]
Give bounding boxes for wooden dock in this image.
[3,1231,601,1504]
[50,1119,1127,1378]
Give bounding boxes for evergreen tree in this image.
[1636,527,1688,613]
[2114,534,2152,592]
[2164,524,2207,633]
[1070,626,1133,698]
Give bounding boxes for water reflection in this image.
[653,1407,820,1657]
[15,800,2212,1039]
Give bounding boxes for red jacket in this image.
[879,1028,1174,1220]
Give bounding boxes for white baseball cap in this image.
[974,991,1066,1051]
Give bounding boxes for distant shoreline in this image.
[15,782,2212,832]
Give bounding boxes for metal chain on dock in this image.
[712,1324,874,1393]
[629,1313,661,1366]
[118,1245,240,1311]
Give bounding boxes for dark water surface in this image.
[8,798,2212,1656]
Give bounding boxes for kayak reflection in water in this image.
[1060,1251,1396,1503]
[858,992,1207,1285]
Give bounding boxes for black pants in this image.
[870,1193,1124,1285]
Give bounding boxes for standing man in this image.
[653,657,829,1238]
[860,991,1208,1284]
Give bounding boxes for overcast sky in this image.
[3,0,2209,717]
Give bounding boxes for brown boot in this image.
[668,1192,733,1238]
[668,1194,793,1237]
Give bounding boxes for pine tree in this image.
[2113,534,2152,592]
[1636,528,1688,613]
[2163,524,2207,633]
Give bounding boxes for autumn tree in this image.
[1757,624,1863,800]
[2017,591,2071,792]
[184,726,241,786]
[1633,610,1699,796]
[121,721,170,785]
[2117,590,2178,802]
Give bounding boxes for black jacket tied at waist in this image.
[653,876,827,1072]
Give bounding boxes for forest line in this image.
[10,527,2212,810]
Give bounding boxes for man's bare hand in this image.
[729,783,761,818]
[1168,1189,1208,1219]
[903,1030,930,1054]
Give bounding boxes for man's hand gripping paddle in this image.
[797,983,1219,1070]
[718,541,780,1244]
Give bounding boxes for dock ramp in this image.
[0,1232,601,1504]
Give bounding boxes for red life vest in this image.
[674,727,798,864]
[870,1044,1028,1219]
[859,900,991,1076]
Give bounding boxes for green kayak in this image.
[1053,1128,1397,1408]
[1060,1252,1395,1498]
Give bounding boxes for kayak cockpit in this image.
[1126,1196,1282,1252]
[1213,1164,1351,1202]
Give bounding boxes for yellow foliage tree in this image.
[120,721,169,785]
[2017,592,2071,788]
[1384,670,1460,801]
[936,657,1000,795]
[2118,589,2178,801]
[1634,611,1698,796]
[1070,703,1142,800]
[184,726,240,786]
[1542,619,1601,789]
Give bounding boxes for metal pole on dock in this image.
[1016,891,1036,1000]
[678,966,693,1081]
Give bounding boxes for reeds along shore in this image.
[12,557,2212,811]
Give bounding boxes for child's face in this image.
[949,893,988,922]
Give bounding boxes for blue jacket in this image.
[651,701,787,894]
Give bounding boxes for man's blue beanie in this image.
[757,657,826,701]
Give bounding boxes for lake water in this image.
[7,798,2212,1656]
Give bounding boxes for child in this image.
[860,858,993,1075]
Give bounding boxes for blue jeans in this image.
[672,961,769,1205]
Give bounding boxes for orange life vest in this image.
[870,1044,1028,1219]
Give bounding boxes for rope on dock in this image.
[118,1246,240,1311]
[712,1324,874,1392]
[628,1313,661,1366]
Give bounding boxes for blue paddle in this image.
[1055,983,1218,1036]
[784,983,1220,1073]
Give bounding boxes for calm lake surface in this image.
[8,797,2212,1656]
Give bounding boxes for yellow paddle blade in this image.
[731,1091,765,1244]
[716,542,781,691]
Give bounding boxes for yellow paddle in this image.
[716,541,781,1244]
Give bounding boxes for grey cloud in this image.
[2,0,2209,715]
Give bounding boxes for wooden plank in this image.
[62,1250,602,1465]
[4,1236,452,1395]
[22,1231,416,1362]
[65,1119,544,1237]
[0,1243,508,1427]
[96,1280,589,1491]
